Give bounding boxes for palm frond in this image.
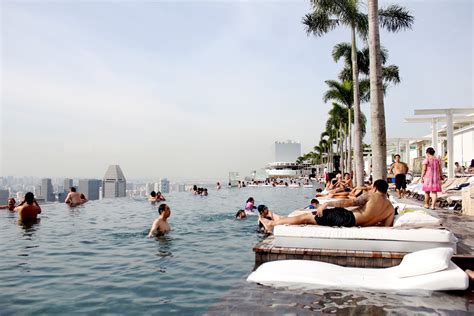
[302,11,339,37]
[378,4,414,33]
[381,64,400,84]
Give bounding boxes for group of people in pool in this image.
[0,187,89,223]
[235,179,394,234]
[191,185,208,196]
[148,191,166,203]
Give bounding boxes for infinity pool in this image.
[1,188,473,315]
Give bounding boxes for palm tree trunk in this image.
[351,25,364,187]
[348,108,352,176]
[368,0,387,181]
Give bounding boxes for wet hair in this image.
[246,197,254,203]
[471,159,474,168]
[150,191,156,197]
[8,198,15,204]
[311,198,319,205]
[373,179,389,194]
[394,154,400,159]
[343,173,350,177]
[316,188,323,193]
[235,209,246,218]
[455,162,459,166]
[80,194,86,199]
[426,147,435,155]
[158,204,167,214]
[257,205,268,214]
[193,185,198,191]
[25,192,34,205]
[70,187,76,192]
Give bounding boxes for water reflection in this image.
[18,218,41,238]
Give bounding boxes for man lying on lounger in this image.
[260,179,394,233]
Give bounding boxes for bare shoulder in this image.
[353,192,371,206]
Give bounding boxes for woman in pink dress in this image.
[421,147,443,209]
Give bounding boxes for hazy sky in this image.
[1,0,472,181]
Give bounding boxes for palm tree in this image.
[303,0,413,185]
[323,79,368,173]
[368,0,388,181]
[332,42,400,88]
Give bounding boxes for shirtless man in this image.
[261,180,394,233]
[147,203,171,237]
[15,192,42,222]
[65,187,83,207]
[389,154,409,199]
[257,204,284,233]
[0,198,16,211]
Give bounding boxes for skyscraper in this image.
[64,178,73,191]
[0,189,9,205]
[41,178,55,202]
[160,178,170,194]
[102,165,126,198]
[79,179,101,200]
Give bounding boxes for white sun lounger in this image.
[247,248,468,292]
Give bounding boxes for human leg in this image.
[431,192,438,209]
[424,192,430,208]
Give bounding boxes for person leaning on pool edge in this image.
[260,180,394,233]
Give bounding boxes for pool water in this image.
[1,188,473,315]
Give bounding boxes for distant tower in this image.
[160,178,170,194]
[145,183,155,195]
[64,178,73,192]
[0,189,9,205]
[41,178,55,202]
[102,165,127,198]
[79,179,101,200]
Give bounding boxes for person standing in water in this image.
[0,198,16,211]
[147,204,171,237]
[15,192,42,222]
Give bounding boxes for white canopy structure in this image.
[404,108,474,178]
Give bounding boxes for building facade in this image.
[41,178,55,202]
[102,165,127,198]
[64,178,73,192]
[160,178,170,194]
[79,179,101,200]
[0,189,9,205]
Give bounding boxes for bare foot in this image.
[466,269,474,282]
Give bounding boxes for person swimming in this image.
[235,209,246,219]
[15,192,42,222]
[245,197,256,211]
[0,198,16,211]
[147,203,171,237]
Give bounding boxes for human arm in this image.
[35,200,42,214]
[388,163,394,174]
[439,160,443,180]
[421,163,427,182]
[147,219,160,238]
[65,193,72,203]
[315,193,370,217]
[0,205,7,209]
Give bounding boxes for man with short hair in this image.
[15,192,41,222]
[0,198,16,211]
[65,187,84,207]
[389,154,409,199]
[147,204,171,237]
[260,180,394,233]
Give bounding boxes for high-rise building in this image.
[160,178,170,194]
[64,178,73,192]
[41,178,55,202]
[79,179,101,200]
[0,189,9,205]
[145,183,155,195]
[274,140,301,163]
[102,165,127,198]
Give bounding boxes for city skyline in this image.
[1,1,472,179]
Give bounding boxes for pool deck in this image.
[253,197,474,271]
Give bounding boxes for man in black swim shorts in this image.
[389,154,409,199]
[260,180,395,233]
[315,207,356,227]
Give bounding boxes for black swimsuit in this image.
[315,208,356,227]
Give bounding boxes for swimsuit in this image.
[315,207,356,227]
[395,174,407,190]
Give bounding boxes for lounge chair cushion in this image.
[395,247,452,278]
[393,210,441,228]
